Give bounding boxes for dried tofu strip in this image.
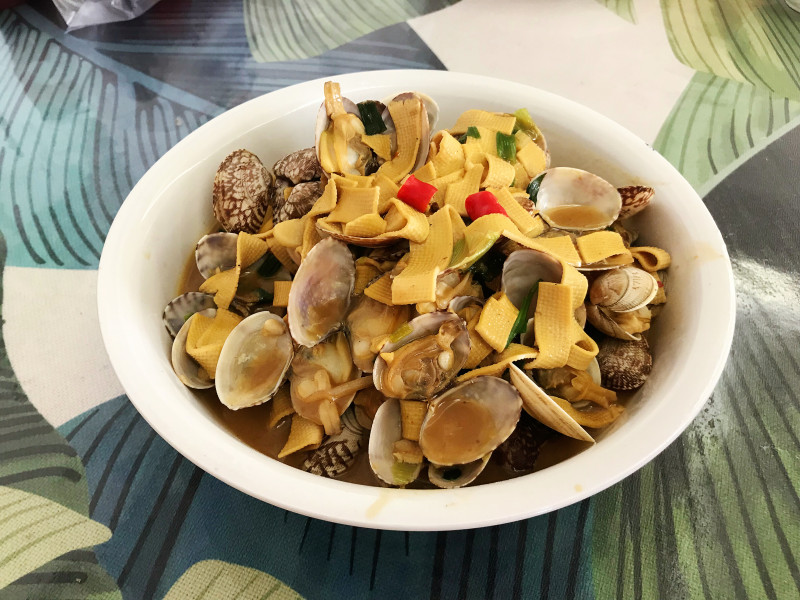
[576,231,633,265]
[528,235,582,266]
[450,110,516,135]
[464,311,493,369]
[381,199,429,242]
[529,282,574,369]
[267,237,298,274]
[344,213,387,238]
[272,280,292,307]
[199,233,269,310]
[375,174,400,213]
[516,142,548,178]
[430,131,465,177]
[377,98,422,182]
[482,154,516,188]
[429,169,464,209]
[299,215,321,261]
[457,344,539,382]
[326,186,379,223]
[185,308,243,378]
[354,258,384,295]
[489,187,545,237]
[513,161,531,190]
[463,129,498,161]
[412,161,437,183]
[278,414,324,458]
[268,385,294,428]
[449,213,517,271]
[630,246,672,272]
[391,208,454,305]
[364,273,394,305]
[400,400,426,441]
[566,322,599,371]
[475,292,519,353]
[362,133,392,161]
[444,163,483,216]
[307,179,337,218]
[271,218,305,249]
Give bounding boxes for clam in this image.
[163,292,216,338]
[428,454,491,489]
[290,332,361,434]
[273,147,323,185]
[287,237,355,347]
[589,266,658,312]
[213,149,274,234]
[368,398,424,487]
[373,312,470,400]
[535,167,622,232]
[315,82,373,176]
[303,406,369,478]
[597,336,652,391]
[508,364,594,442]
[585,303,651,341]
[171,308,216,389]
[345,296,410,372]
[274,181,322,224]
[215,312,293,409]
[494,412,550,474]
[380,91,438,173]
[195,232,238,279]
[617,185,654,219]
[418,377,522,466]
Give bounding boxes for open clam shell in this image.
[428,454,491,489]
[171,308,216,389]
[508,364,594,443]
[419,376,522,466]
[585,303,649,341]
[345,295,410,372]
[195,232,238,279]
[215,312,293,410]
[287,237,355,347]
[163,292,216,338]
[314,92,372,177]
[589,266,658,313]
[373,311,470,400]
[535,167,622,232]
[380,91,437,173]
[368,398,423,487]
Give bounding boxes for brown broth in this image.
[544,204,610,229]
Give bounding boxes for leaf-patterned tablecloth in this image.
[1,1,798,598]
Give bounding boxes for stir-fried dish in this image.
[163,82,671,488]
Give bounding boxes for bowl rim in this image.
[98,69,736,531]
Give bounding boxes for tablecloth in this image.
[1,1,799,598]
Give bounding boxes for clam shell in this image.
[215,312,293,409]
[508,364,594,443]
[273,147,322,185]
[494,411,550,473]
[617,186,654,219]
[589,266,658,313]
[195,232,238,279]
[171,309,216,389]
[302,407,368,478]
[373,311,470,400]
[535,167,621,232]
[585,303,642,341]
[212,149,274,234]
[316,226,402,248]
[368,398,423,487]
[346,295,410,373]
[501,249,563,311]
[314,97,366,176]
[381,91,435,173]
[428,454,491,489]
[597,337,652,391]
[287,237,355,347]
[419,376,522,466]
[163,292,216,338]
[274,181,322,224]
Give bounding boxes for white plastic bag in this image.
[53,0,163,30]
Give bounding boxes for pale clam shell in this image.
[345,295,410,373]
[585,303,643,341]
[535,167,622,232]
[287,237,355,347]
[508,364,594,443]
[428,454,491,489]
[419,376,522,466]
[215,312,293,410]
[195,232,238,279]
[589,266,658,313]
[171,309,216,389]
[368,398,423,487]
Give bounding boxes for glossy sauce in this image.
[544,204,609,229]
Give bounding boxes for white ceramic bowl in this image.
[98,70,735,531]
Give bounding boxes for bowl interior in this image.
[98,70,734,530]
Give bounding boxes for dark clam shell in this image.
[274,181,323,224]
[212,149,274,233]
[302,408,368,478]
[273,147,323,185]
[494,412,550,473]
[597,336,652,391]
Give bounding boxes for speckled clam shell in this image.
[494,412,550,473]
[163,292,216,338]
[596,336,652,391]
[303,407,368,478]
[274,181,322,224]
[617,186,654,219]
[212,149,274,234]
[273,147,322,185]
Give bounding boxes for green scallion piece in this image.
[496,131,516,163]
[389,321,413,344]
[514,108,535,132]
[457,126,481,143]
[506,281,539,347]
[357,101,387,135]
[526,173,546,205]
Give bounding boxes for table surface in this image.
[1,1,799,598]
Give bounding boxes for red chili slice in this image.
[397,175,437,212]
[465,190,509,220]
